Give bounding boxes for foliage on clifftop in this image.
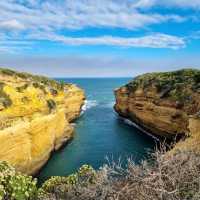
[125,68,200,113]
[127,68,200,92]
[0,68,75,130]
[1,149,200,200]
[0,68,64,90]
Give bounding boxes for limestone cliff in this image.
[114,69,200,151]
[0,68,85,175]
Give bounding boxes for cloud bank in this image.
[0,0,192,52]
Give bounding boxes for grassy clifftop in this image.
[127,68,200,91]
[0,68,61,87]
[126,69,200,112]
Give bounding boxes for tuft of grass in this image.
[0,68,16,76]
[0,82,12,108]
[46,99,56,112]
[16,84,29,93]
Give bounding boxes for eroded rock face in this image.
[114,69,200,142]
[0,68,85,174]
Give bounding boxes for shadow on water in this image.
[36,78,157,184]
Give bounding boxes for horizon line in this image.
[53,76,133,79]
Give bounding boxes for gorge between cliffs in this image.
[0,68,157,183]
[1,68,200,179]
[1,68,200,200]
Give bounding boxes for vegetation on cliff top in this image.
[0,68,76,130]
[0,68,66,90]
[0,82,12,109]
[1,148,200,200]
[127,68,200,92]
[126,68,200,112]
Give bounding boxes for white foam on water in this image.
[71,123,76,127]
[121,117,159,141]
[81,100,98,114]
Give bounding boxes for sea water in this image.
[37,78,156,183]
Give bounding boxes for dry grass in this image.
[38,146,200,200]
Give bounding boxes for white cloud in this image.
[0,32,185,52]
[0,19,25,30]
[28,32,185,49]
[0,0,190,51]
[135,0,200,9]
[0,0,185,31]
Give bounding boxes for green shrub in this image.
[59,80,65,90]
[7,175,37,200]
[46,99,56,112]
[0,68,65,93]
[38,165,96,199]
[0,69,16,76]
[32,83,47,94]
[2,149,200,200]
[37,149,200,200]
[0,83,12,108]
[126,69,200,104]
[0,161,37,200]
[16,84,29,93]
[50,89,58,96]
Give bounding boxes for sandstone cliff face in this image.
[114,69,200,151]
[0,68,85,175]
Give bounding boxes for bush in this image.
[38,165,97,200]
[2,148,200,200]
[0,69,16,76]
[0,82,12,108]
[16,84,29,93]
[0,161,37,200]
[38,149,200,200]
[46,99,56,112]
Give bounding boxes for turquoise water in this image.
[37,78,156,183]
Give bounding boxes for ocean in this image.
[37,78,156,183]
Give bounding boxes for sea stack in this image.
[0,68,85,175]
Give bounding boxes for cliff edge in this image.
[114,69,200,151]
[0,68,85,175]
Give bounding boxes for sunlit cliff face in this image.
[0,68,85,174]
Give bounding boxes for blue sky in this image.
[0,0,200,77]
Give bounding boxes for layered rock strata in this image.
[0,68,85,174]
[114,69,200,151]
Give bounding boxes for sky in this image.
[0,0,200,77]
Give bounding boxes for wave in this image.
[81,100,98,114]
[81,100,115,114]
[121,117,159,141]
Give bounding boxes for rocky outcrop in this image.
[0,68,85,175]
[114,69,200,151]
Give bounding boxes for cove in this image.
[37,78,156,183]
